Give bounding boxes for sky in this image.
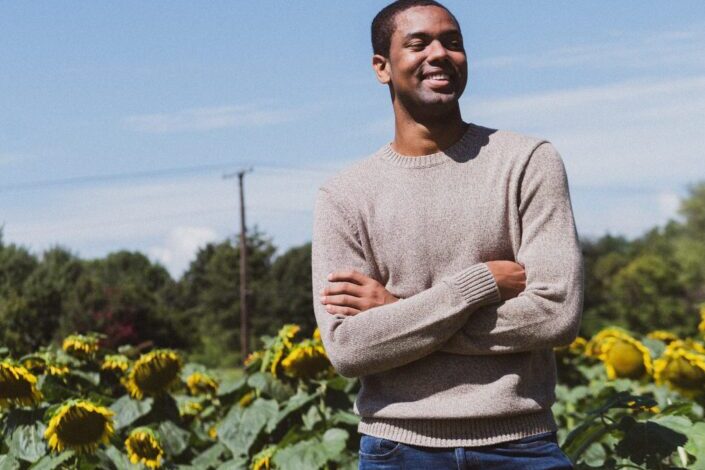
[1,1,704,278]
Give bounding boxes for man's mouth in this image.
[422,71,454,88]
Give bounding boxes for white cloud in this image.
[123,104,300,133]
[474,25,705,71]
[148,226,219,277]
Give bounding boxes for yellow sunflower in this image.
[101,354,130,374]
[244,350,263,367]
[125,427,164,469]
[647,330,679,344]
[555,336,587,355]
[186,372,218,396]
[45,399,114,455]
[0,361,42,407]
[313,327,321,341]
[281,340,331,379]
[279,324,301,349]
[238,390,256,408]
[62,334,100,359]
[125,350,183,400]
[654,340,705,397]
[179,400,203,422]
[585,327,634,357]
[21,355,69,378]
[251,445,277,470]
[208,425,218,440]
[597,334,653,380]
[262,324,302,376]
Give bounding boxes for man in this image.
[311,1,583,468]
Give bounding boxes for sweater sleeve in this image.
[311,187,501,378]
[439,142,584,355]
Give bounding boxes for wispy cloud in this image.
[474,25,705,71]
[123,104,301,133]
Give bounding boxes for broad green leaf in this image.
[684,422,705,466]
[8,421,46,463]
[191,443,228,469]
[271,428,349,470]
[581,442,606,466]
[103,446,139,470]
[651,415,693,435]
[216,457,248,470]
[217,398,278,458]
[247,372,293,402]
[266,389,319,433]
[69,369,100,386]
[330,410,359,427]
[0,455,20,470]
[217,377,247,397]
[158,421,191,458]
[615,416,687,465]
[29,451,76,470]
[109,396,154,430]
[301,405,322,431]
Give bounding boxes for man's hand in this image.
[320,270,399,316]
[485,260,526,300]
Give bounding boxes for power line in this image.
[0,161,339,193]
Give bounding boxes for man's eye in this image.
[408,42,426,50]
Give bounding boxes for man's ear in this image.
[372,54,391,84]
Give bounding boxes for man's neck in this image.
[391,106,467,157]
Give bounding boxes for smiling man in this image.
[311,1,583,468]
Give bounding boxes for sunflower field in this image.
[2,309,705,470]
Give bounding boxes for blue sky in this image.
[1,1,704,277]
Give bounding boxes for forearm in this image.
[312,262,500,378]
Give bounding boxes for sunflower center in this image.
[58,409,108,445]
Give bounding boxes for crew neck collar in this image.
[378,123,479,169]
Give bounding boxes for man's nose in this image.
[426,39,449,62]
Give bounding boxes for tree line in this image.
[2,182,704,367]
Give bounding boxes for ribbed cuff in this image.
[358,410,557,447]
[447,263,501,307]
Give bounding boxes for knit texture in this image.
[311,123,584,447]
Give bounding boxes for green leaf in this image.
[216,457,248,469]
[103,446,139,470]
[0,455,20,470]
[301,405,322,431]
[29,451,76,470]
[190,443,228,469]
[247,372,294,402]
[217,398,278,458]
[158,421,191,458]
[7,420,46,463]
[651,415,693,435]
[266,389,319,433]
[217,377,247,398]
[615,416,687,465]
[69,369,100,386]
[684,422,705,466]
[330,410,360,427]
[563,420,610,462]
[271,428,349,470]
[109,396,154,430]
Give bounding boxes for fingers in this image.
[327,270,368,285]
[320,281,364,297]
[321,294,362,310]
[324,304,360,316]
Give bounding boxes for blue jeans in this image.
[358,431,573,469]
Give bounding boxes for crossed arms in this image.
[311,143,584,378]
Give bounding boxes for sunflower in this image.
[44,399,114,455]
[125,350,183,400]
[208,425,218,440]
[179,400,203,422]
[62,334,100,359]
[238,390,256,408]
[261,324,301,376]
[244,350,263,368]
[647,330,679,344]
[585,327,635,357]
[21,355,69,378]
[101,354,130,374]
[251,445,277,470]
[125,427,164,469]
[654,340,705,397]
[313,327,321,341]
[555,336,587,355]
[281,340,331,379]
[186,372,218,396]
[597,334,653,380]
[0,361,42,407]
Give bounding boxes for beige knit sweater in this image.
[311,123,584,447]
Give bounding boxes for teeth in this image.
[427,74,449,80]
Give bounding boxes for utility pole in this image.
[223,167,253,359]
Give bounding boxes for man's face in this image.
[380,6,467,115]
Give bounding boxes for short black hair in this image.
[371,0,459,58]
